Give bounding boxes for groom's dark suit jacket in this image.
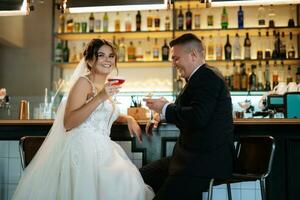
[166,64,235,178]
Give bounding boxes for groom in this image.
[141,33,235,200]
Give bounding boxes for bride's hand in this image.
[97,81,120,100]
[127,116,142,143]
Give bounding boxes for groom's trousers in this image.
[140,157,210,200]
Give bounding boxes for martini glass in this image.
[238,100,251,118]
[107,76,125,104]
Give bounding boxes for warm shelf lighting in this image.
[68,0,168,13]
[0,0,29,16]
[211,0,300,7]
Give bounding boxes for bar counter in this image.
[1,118,300,200]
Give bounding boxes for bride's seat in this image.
[19,136,46,169]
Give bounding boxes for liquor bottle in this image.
[185,4,192,30]
[125,13,132,32]
[288,4,295,27]
[136,11,141,31]
[114,12,120,32]
[221,7,228,29]
[249,64,257,91]
[278,61,285,82]
[55,42,63,62]
[233,33,241,60]
[62,41,69,62]
[207,8,214,27]
[89,13,95,32]
[265,31,271,59]
[162,39,169,61]
[154,10,160,31]
[272,61,279,89]
[66,19,74,33]
[224,34,232,60]
[153,38,160,61]
[118,38,126,62]
[265,61,271,91]
[257,62,264,90]
[232,61,240,91]
[165,15,171,31]
[224,64,232,90]
[127,41,136,62]
[288,32,296,59]
[286,65,293,83]
[207,35,214,60]
[147,10,153,31]
[296,66,300,84]
[272,31,280,59]
[58,14,65,33]
[257,32,263,60]
[240,63,248,91]
[103,12,109,32]
[194,4,201,29]
[238,6,244,29]
[280,32,286,59]
[70,46,79,62]
[257,5,266,26]
[144,37,152,61]
[215,34,223,60]
[244,32,251,60]
[136,41,144,61]
[178,6,184,30]
[268,5,275,28]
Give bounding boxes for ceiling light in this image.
[0,0,29,16]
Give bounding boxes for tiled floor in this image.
[0,140,262,200]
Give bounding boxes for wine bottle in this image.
[257,32,263,60]
[221,7,228,29]
[224,34,232,60]
[244,32,251,60]
[162,39,169,61]
[178,6,184,30]
[238,6,244,29]
[62,41,69,62]
[233,33,241,60]
[240,63,248,91]
[89,13,95,33]
[103,12,109,32]
[288,32,295,59]
[185,4,192,30]
[249,64,257,91]
[115,12,120,32]
[265,61,271,91]
[136,11,141,31]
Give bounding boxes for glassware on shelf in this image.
[268,5,275,28]
[257,5,266,27]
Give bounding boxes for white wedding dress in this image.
[12,76,154,200]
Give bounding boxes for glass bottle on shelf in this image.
[221,7,228,29]
[136,11,142,31]
[147,10,153,31]
[136,41,144,61]
[165,15,171,31]
[114,12,120,32]
[118,38,126,62]
[249,64,257,91]
[278,61,285,82]
[125,13,132,32]
[224,63,232,90]
[162,39,169,61]
[265,31,271,60]
[286,65,293,84]
[296,66,300,84]
[265,61,271,91]
[244,32,251,60]
[215,33,223,60]
[280,32,287,59]
[207,35,214,60]
[177,6,184,30]
[207,7,214,27]
[144,37,152,61]
[58,14,65,33]
[233,33,241,60]
[268,5,275,28]
[55,42,63,63]
[201,36,206,55]
[240,63,248,91]
[154,10,160,31]
[257,62,264,91]
[66,19,74,33]
[62,41,69,62]
[257,5,266,27]
[288,4,295,27]
[288,32,296,59]
[272,61,279,89]
[103,12,109,32]
[153,38,160,61]
[70,46,79,62]
[185,4,192,30]
[89,13,94,33]
[224,34,232,60]
[272,31,280,59]
[257,31,263,60]
[127,41,136,62]
[194,4,201,29]
[232,61,240,91]
[238,6,244,29]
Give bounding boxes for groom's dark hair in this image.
[170,33,204,54]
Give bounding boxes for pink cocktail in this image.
[108,77,125,86]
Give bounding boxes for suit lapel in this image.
[175,82,189,104]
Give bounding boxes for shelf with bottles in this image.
[175,26,300,38]
[54,61,172,69]
[206,58,300,66]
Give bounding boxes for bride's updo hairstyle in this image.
[83,38,118,72]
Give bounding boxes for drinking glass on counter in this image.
[107,76,125,104]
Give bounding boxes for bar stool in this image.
[207,135,276,200]
[19,136,46,169]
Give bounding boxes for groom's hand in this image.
[143,97,168,114]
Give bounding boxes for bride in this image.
[12,39,155,200]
